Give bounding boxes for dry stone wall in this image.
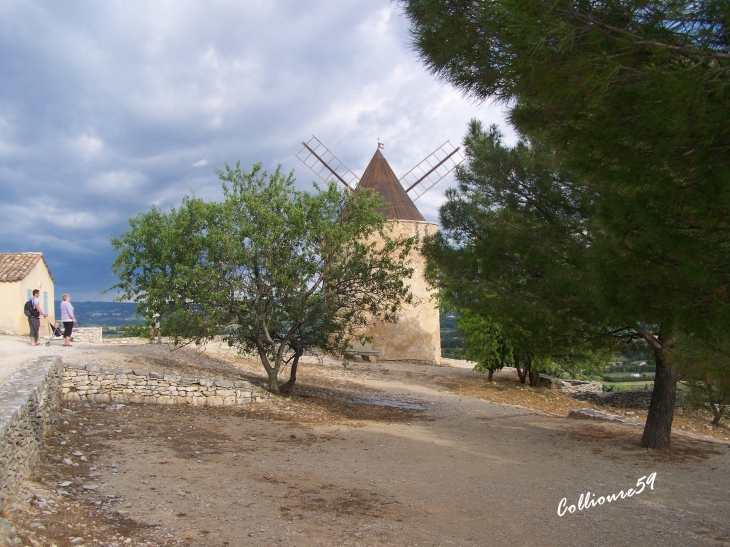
[61,364,265,406]
[540,374,658,409]
[70,327,102,344]
[0,356,61,512]
[0,356,265,513]
[571,390,655,409]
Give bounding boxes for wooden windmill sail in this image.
[295,136,464,364]
[296,136,464,210]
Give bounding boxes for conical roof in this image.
[357,149,425,221]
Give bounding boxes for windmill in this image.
[295,136,465,364]
[296,135,464,205]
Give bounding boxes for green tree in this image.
[424,121,620,388]
[677,336,730,426]
[402,0,730,448]
[455,310,510,382]
[111,163,415,394]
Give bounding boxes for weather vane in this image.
[377,138,384,149]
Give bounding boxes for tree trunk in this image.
[529,367,540,387]
[266,367,281,395]
[279,354,301,394]
[710,398,725,427]
[640,346,678,449]
[487,368,494,382]
[711,409,723,427]
[514,355,528,384]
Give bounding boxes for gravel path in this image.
[2,339,729,546]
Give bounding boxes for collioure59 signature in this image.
[557,472,657,516]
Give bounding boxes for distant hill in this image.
[55,301,142,327]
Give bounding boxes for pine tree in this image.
[403,0,730,448]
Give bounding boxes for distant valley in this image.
[54,301,141,327]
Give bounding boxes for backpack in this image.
[24,299,39,318]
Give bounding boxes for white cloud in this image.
[73,135,103,160]
[86,170,147,197]
[0,0,511,297]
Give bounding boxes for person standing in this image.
[59,294,77,347]
[149,312,161,344]
[28,289,47,346]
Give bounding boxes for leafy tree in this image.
[111,163,415,394]
[424,121,620,387]
[402,0,730,448]
[455,310,510,382]
[677,336,730,426]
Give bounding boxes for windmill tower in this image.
[297,137,464,364]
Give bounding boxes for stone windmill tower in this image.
[297,137,464,364]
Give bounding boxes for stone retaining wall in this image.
[540,374,657,408]
[570,389,654,408]
[70,327,102,344]
[61,364,266,406]
[103,337,154,345]
[540,375,604,393]
[0,356,61,511]
[0,356,265,513]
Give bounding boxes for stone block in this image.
[206,396,224,407]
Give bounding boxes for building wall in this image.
[0,261,55,336]
[352,220,441,364]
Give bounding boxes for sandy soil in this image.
[3,340,730,546]
[0,334,67,384]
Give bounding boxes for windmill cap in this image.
[357,149,425,221]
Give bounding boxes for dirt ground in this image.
[4,340,730,546]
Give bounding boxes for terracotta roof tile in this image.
[0,253,54,283]
[357,149,425,222]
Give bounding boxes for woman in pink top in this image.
[59,294,77,347]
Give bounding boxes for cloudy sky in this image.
[0,0,511,301]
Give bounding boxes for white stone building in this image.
[0,253,55,336]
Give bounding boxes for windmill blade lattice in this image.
[296,136,360,190]
[399,141,465,201]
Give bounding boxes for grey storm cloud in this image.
[0,0,511,301]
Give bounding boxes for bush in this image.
[122,323,149,338]
[603,384,650,392]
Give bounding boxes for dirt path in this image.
[5,342,730,546]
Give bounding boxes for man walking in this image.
[28,289,48,346]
